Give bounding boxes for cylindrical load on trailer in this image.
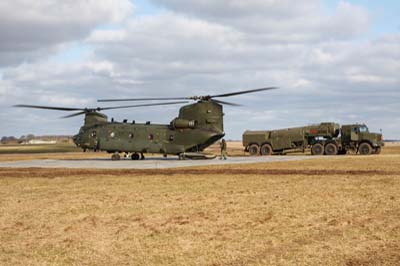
[304,122,340,138]
[269,126,305,143]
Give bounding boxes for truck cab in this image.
[340,124,384,154]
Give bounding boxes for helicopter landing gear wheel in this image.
[131,153,140,160]
[248,144,260,156]
[140,153,145,160]
[178,153,186,160]
[111,153,120,161]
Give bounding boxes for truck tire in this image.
[374,147,382,154]
[358,142,372,155]
[248,144,260,156]
[325,143,338,155]
[311,143,324,155]
[111,153,120,160]
[260,143,272,156]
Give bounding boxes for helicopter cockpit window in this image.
[129,133,134,139]
[91,131,97,137]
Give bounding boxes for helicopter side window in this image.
[169,135,174,141]
[91,131,97,137]
[110,132,115,138]
[129,133,134,139]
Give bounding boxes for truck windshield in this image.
[359,126,368,133]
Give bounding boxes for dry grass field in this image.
[0,143,81,154]
[0,144,399,265]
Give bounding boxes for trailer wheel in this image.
[359,142,372,155]
[111,153,121,161]
[311,143,324,155]
[374,147,382,154]
[260,143,272,156]
[325,143,338,155]
[248,144,260,156]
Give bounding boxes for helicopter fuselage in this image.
[73,101,225,157]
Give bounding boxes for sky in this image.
[0,0,399,139]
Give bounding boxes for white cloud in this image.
[0,0,134,66]
[151,0,369,41]
[0,1,399,139]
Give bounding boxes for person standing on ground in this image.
[220,139,227,160]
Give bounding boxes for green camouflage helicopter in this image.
[15,87,276,160]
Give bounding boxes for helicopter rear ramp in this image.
[0,156,316,169]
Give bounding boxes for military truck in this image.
[243,122,383,156]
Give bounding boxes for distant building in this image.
[26,139,57,145]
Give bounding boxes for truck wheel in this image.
[111,153,120,161]
[374,147,382,154]
[359,142,372,155]
[260,144,272,156]
[248,144,260,156]
[131,153,140,160]
[311,143,324,155]
[325,143,338,155]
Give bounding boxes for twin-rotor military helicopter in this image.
[15,87,276,160]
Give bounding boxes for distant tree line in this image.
[1,134,35,144]
[1,135,73,144]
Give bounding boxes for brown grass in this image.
[0,146,399,265]
[0,141,398,162]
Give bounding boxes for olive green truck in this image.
[243,122,384,156]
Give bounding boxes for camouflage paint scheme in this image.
[73,101,225,157]
[243,122,384,155]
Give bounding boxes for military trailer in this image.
[243,122,383,156]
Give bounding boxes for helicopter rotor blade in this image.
[209,87,278,98]
[98,97,189,102]
[98,101,189,111]
[97,87,277,104]
[61,111,87,119]
[211,99,241,106]
[13,104,84,111]
[15,101,188,119]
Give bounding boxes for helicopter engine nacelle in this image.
[170,118,196,129]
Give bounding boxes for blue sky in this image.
[329,0,399,34]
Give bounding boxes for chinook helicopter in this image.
[15,87,276,160]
